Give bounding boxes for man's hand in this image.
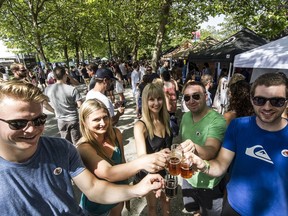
[184,151,208,173]
[180,139,196,155]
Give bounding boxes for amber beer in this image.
[180,162,194,179]
[168,156,181,176]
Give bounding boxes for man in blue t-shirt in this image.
[184,73,288,216]
[0,80,164,215]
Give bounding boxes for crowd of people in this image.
[0,59,287,216]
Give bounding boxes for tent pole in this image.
[227,62,233,82]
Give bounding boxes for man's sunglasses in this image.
[252,97,287,107]
[0,114,47,130]
[183,94,201,102]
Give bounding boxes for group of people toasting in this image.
[132,72,288,216]
[0,70,287,216]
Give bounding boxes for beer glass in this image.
[164,174,178,199]
[168,144,182,176]
[180,156,194,179]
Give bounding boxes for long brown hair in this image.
[77,99,116,165]
[228,80,254,117]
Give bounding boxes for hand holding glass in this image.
[167,144,183,176]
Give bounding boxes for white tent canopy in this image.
[0,41,18,59]
[250,68,288,83]
[234,36,288,69]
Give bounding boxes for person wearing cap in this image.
[85,67,125,125]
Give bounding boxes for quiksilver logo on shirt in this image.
[245,145,274,164]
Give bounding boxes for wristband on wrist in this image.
[201,160,210,174]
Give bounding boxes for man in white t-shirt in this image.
[131,62,140,98]
[86,68,124,125]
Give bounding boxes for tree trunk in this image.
[35,33,49,69]
[82,49,85,63]
[132,37,139,61]
[64,44,69,67]
[75,42,80,67]
[151,0,172,72]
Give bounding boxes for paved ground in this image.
[43,84,193,215]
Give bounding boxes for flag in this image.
[192,30,201,42]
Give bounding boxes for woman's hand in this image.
[139,150,169,173]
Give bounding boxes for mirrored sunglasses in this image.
[252,97,287,107]
[0,114,47,130]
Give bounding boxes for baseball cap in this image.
[95,68,116,80]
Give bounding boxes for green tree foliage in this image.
[218,0,288,40]
[1,0,287,66]
[0,0,57,68]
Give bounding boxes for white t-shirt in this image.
[131,70,140,97]
[86,90,115,116]
[139,66,146,80]
[119,63,127,76]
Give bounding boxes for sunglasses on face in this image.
[183,94,201,102]
[0,114,47,130]
[252,97,287,107]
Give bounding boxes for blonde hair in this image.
[77,99,116,165]
[228,73,245,88]
[152,78,163,86]
[201,74,213,86]
[10,63,24,72]
[141,83,171,139]
[0,80,49,103]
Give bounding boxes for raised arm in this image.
[180,137,222,161]
[77,128,168,182]
[189,147,235,177]
[73,169,164,204]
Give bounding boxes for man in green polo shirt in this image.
[180,81,226,216]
